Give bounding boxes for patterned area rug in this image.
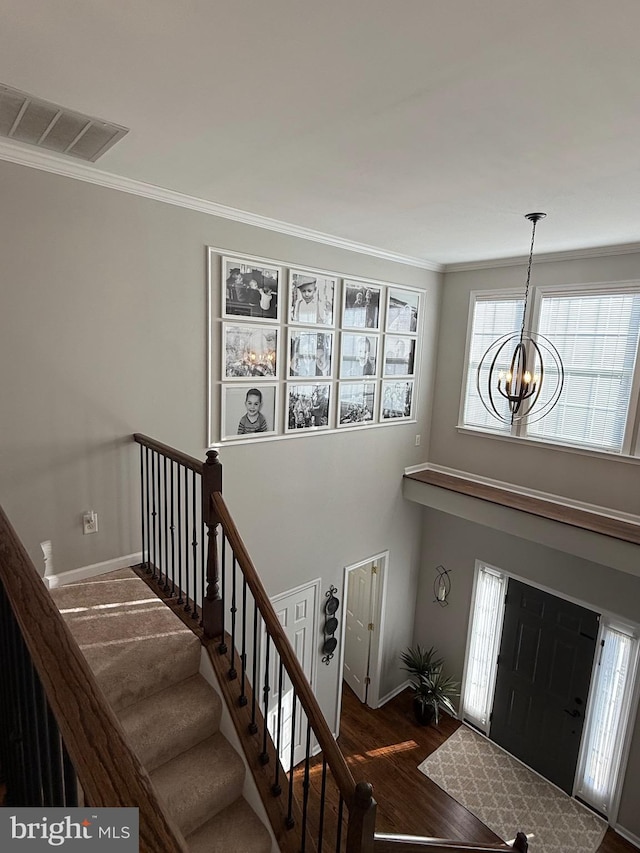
[418,726,606,853]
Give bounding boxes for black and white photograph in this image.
[222,256,280,320]
[221,384,278,441]
[289,270,336,326]
[383,336,416,376]
[337,381,377,426]
[339,334,378,378]
[342,281,382,330]
[288,330,333,377]
[223,323,278,379]
[381,380,414,420]
[386,287,419,333]
[286,384,331,431]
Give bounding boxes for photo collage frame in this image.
[212,249,421,442]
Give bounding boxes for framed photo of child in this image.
[289,270,336,326]
[337,381,377,427]
[383,335,416,377]
[339,333,378,378]
[223,323,279,379]
[386,287,420,333]
[381,380,414,420]
[221,384,278,441]
[221,255,281,321]
[288,330,333,378]
[286,383,332,432]
[342,281,382,331]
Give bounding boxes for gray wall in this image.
[429,254,640,515]
[0,159,440,729]
[415,508,640,837]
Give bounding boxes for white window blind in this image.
[462,565,506,731]
[463,298,524,432]
[576,625,638,815]
[529,292,640,451]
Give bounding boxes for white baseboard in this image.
[44,552,142,589]
[614,825,640,849]
[376,679,410,709]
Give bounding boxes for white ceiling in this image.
[1,0,640,266]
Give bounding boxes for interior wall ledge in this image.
[0,139,441,272]
[405,462,640,528]
[403,464,640,577]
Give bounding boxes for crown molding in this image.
[445,242,640,273]
[0,140,442,272]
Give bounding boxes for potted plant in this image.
[400,645,459,726]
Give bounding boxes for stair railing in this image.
[132,433,528,853]
[0,503,188,852]
[134,432,375,852]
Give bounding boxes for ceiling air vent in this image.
[0,83,129,162]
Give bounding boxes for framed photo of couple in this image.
[222,256,281,322]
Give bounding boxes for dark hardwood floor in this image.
[296,683,637,853]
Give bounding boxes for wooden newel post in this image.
[202,450,224,641]
[346,781,376,853]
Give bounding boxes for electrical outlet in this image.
[83,510,98,535]
[415,434,421,446]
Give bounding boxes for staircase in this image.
[50,567,272,853]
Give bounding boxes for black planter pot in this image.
[413,698,436,726]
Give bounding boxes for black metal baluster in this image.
[151,450,157,578]
[271,660,284,795]
[183,465,191,614]
[177,463,183,604]
[139,443,146,570]
[46,704,64,806]
[260,636,270,764]
[169,460,176,595]
[239,577,248,706]
[191,469,198,620]
[286,692,297,830]
[61,739,78,807]
[200,514,206,627]
[318,757,328,852]
[144,446,151,573]
[32,670,53,806]
[335,796,344,853]
[163,456,170,592]
[229,555,237,678]
[156,451,163,587]
[301,721,312,853]
[249,600,259,734]
[218,535,227,655]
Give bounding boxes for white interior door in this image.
[343,561,375,703]
[265,581,318,767]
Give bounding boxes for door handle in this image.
[564,708,580,718]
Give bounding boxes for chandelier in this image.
[476,212,564,425]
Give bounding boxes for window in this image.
[575,622,639,817]
[461,563,506,733]
[461,285,640,455]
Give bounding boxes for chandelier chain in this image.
[520,217,538,341]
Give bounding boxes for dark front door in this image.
[490,579,599,793]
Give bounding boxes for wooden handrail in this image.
[211,490,360,805]
[0,504,188,853]
[134,432,203,474]
[374,833,528,853]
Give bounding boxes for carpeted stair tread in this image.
[81,619,201,711]
[119,674,222,772]
[151,732,245,835]
[185,796,272,853]
[50,575,158,613]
